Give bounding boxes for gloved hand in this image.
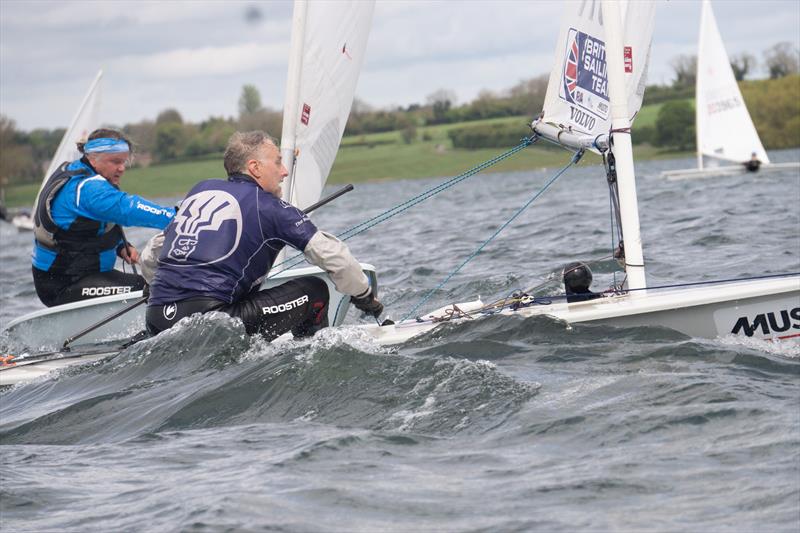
[351,290,383,318]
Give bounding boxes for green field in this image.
[3,106,690,207]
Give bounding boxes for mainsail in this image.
[280,0,375,211]
[539,0,655,150]
[696,0,769,167]
[41,70,103,192]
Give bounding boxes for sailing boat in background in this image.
[10,70,103,231]
[360,0,799,346]
[661,0,799,180]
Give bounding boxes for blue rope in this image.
[268,136,538,277]
[400,148,585,322]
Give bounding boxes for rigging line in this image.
[268,136,538,277]
[400,148,585,322]
[602,151,624,286]
[611,272,800,293]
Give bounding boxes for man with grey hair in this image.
[145,130,382,340]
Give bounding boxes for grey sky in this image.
[1,0,798,131]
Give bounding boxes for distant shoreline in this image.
[1,144,697,208]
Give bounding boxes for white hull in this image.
[0,350,115,387]
[661,162,800,181]
[360,276,800,346]
[11,214,33,231]
[3,275,796,387]
[2,264,377,350]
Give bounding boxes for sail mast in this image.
[280,0,308,206]
[602,0,647,292]
[696,0,708,171]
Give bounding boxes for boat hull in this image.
[360,276,800,345]
[660,162,800,181]
[2,264,377,350]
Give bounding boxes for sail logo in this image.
[730,308,800,338]
[559,28,609,122]
[166,190,242,265]
[624,46,633,73]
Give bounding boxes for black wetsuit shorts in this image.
[32,266,145,307]
[145,276,330,341]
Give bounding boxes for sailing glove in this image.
[351,290,383,318]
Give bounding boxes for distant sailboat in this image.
[661,0,799,180]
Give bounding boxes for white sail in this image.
[280,0,374,211]
[540,0,655,149]
[41,70,103,190]
[696,0,769,166]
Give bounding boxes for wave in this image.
[0,314,538,445]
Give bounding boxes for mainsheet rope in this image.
[268,136,539,277]
[400,148,586,322]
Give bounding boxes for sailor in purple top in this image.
[145,131,382,341]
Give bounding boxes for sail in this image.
[539,0,655,149]
[696,0,769,165]
[41,70,103,189]
[280,0,374,211]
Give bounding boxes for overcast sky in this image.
[1,0,798,131]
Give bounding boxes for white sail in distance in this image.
[280,0,375,211]
[41,70,103,190]
[696,0,769,166]
[540,0,655,149]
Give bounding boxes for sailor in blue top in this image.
[32,129,175,307]
[145,130,382,341]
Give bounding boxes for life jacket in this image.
[33,161,123,277]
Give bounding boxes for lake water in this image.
[1,149,799,531]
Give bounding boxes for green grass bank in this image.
[4,112,689,207]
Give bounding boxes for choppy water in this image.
[1,150,799,532]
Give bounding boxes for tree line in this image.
[1,42,798,187]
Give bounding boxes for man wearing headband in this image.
[144,130,382,341]
[31,128,176,307]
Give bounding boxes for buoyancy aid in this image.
[33,160,123,278]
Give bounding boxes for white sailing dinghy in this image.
[358,0,799,346]
[10,70,104,232]
[10,213,34,231]
[1,0,377,383]
[661,0,800,180]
